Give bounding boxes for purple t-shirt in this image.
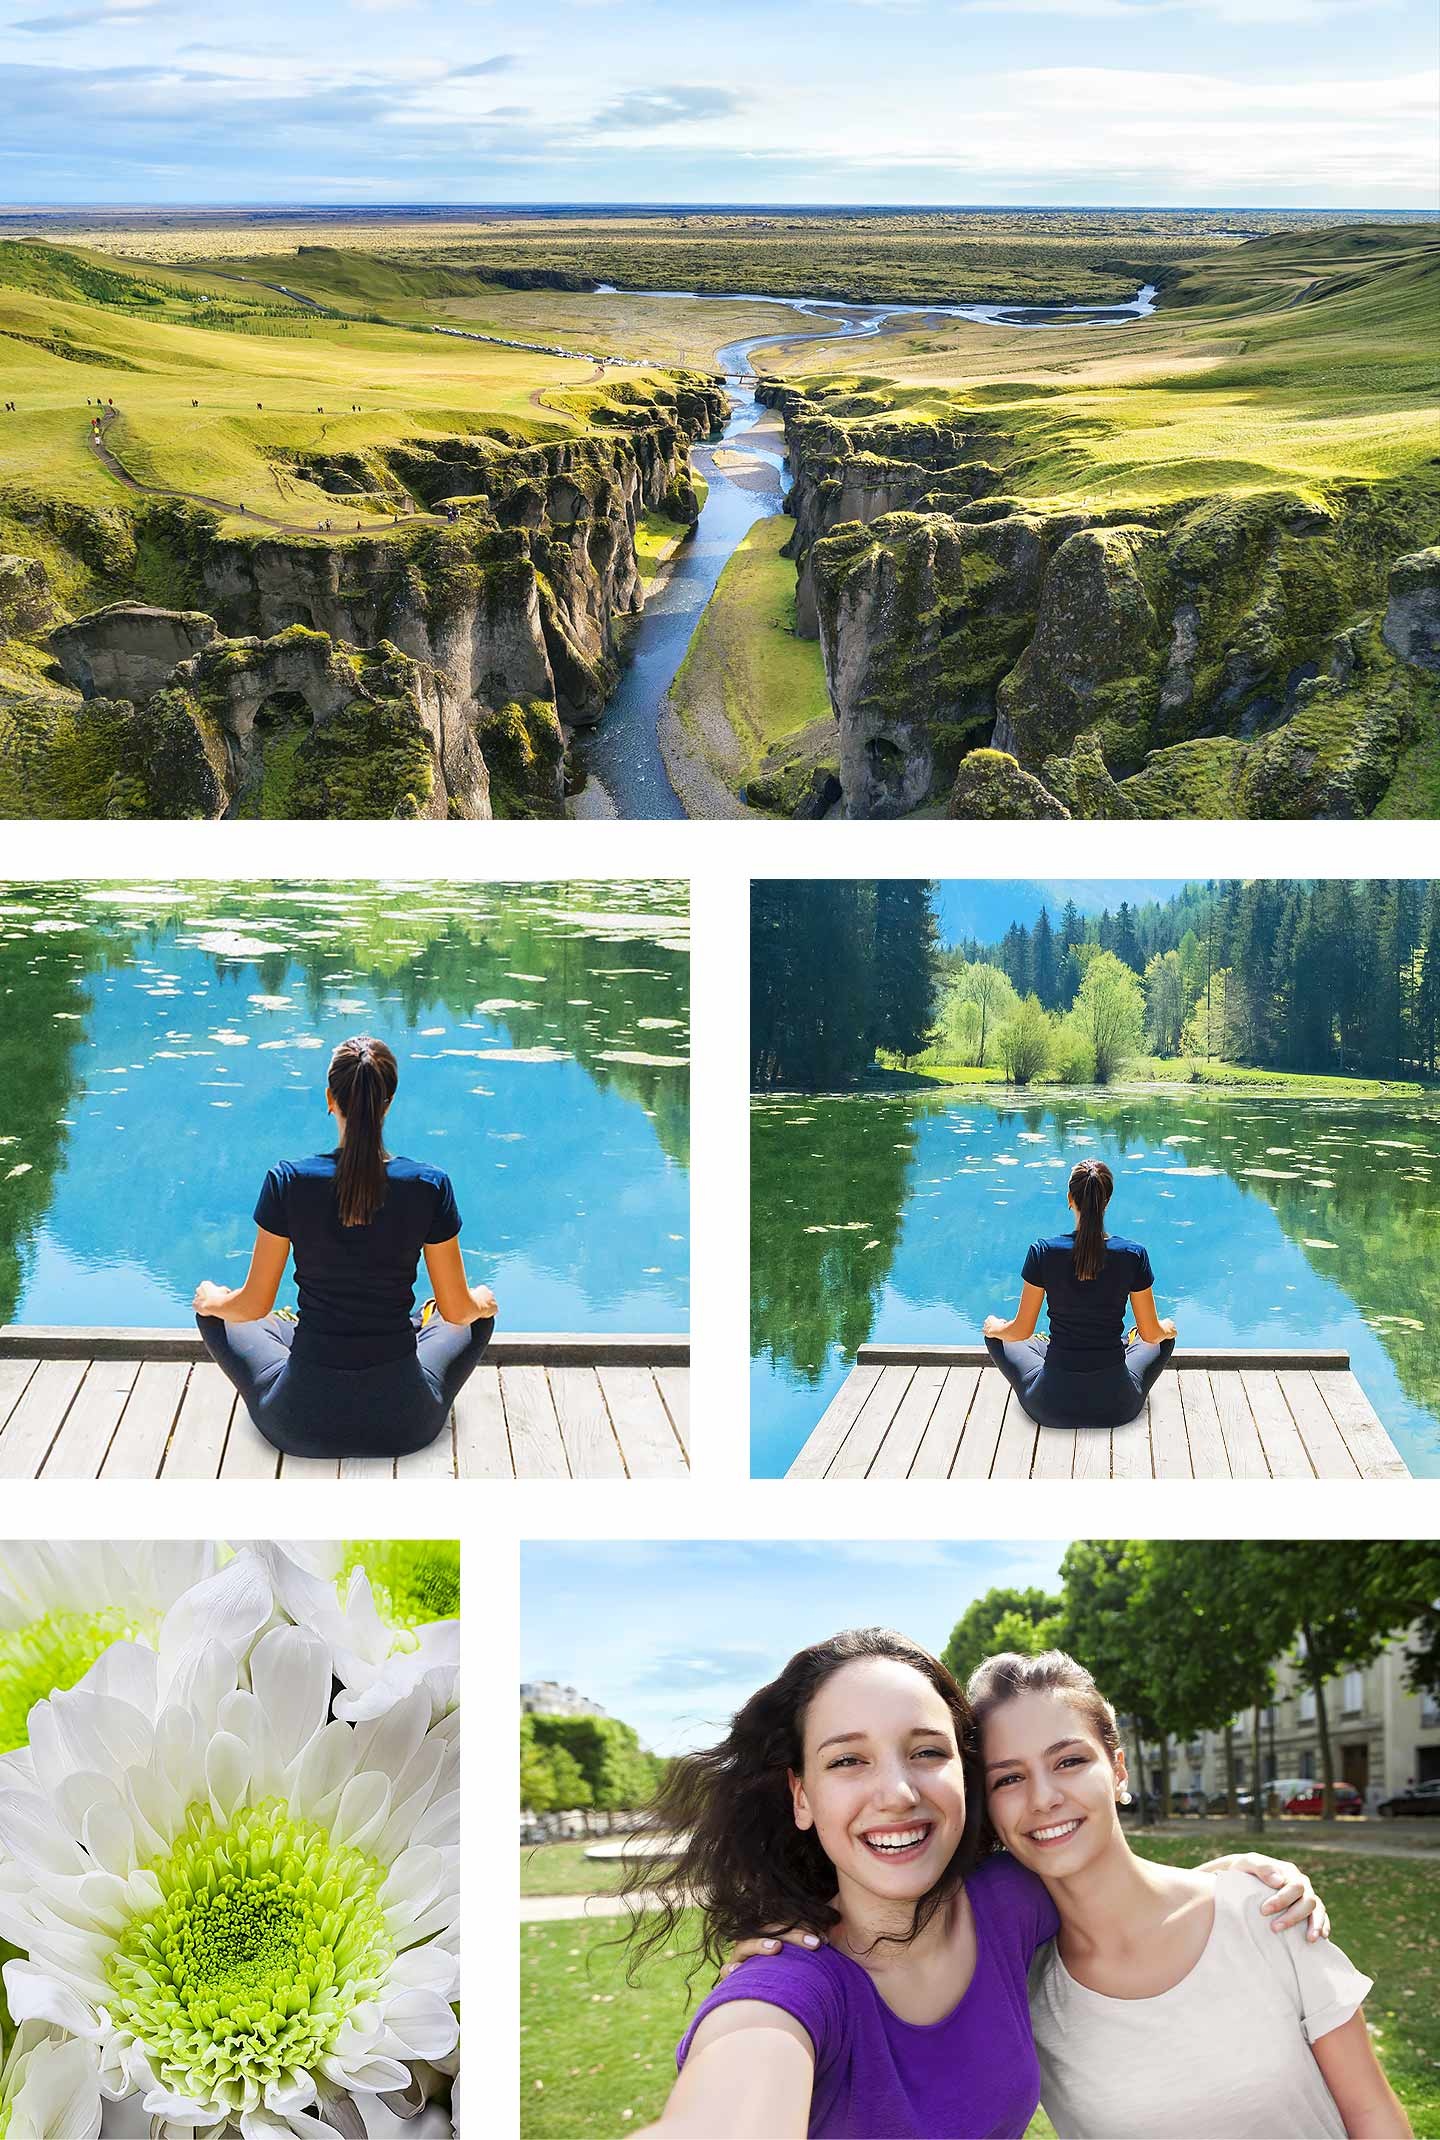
[676,1855,1059,2139]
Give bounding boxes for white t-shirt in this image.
[1029,1867,1373,2139]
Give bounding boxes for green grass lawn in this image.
[521,1843,1439,2139]
[634,509,695,584]
[894,1057,1430,1097]
[669,512,832,784]
[521,1841,676,1898]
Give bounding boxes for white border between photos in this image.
[2,807,1439,2138]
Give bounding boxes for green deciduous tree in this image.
[998,995,1054,1084]
[1069,952,1145,1083]
[941,1585,1064,1686]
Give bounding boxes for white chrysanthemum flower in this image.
[0,2021,101,2140]
[258,1544,459,1723]
[0,1545,272,1760]
[0,1627,458,2140]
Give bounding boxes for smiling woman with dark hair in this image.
[982,1157,1177,1430]
[192,1032,496,1461]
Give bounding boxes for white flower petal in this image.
[157,1552,273,1686]
[204,1730,252,1822]
[377,1989,459,2061]
[331,1772,391,1853]
[251,1626,333,1768]
[3,1956,102,2034]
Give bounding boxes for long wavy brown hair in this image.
[621,1626,986,1990]
[328,1035,398,1227]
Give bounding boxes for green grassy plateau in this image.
[669,512,832,799]
[520,1842,1439,2139]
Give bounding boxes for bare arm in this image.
[193,1227,289,1322]
[1312,2011,1411,2138]
[422,1235,498,1325]
[984,1280,1045,1343]
[634,2003,815,2139]
[1129,1285,1177,1344]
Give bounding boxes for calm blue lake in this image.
[751,1087,1440,1476]
[0,882,689,1331]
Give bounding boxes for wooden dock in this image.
[0,1329,689,1481]
[787,1346,1410,1482]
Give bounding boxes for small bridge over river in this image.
[0,1330,688,1481]
[787,1346,1408,1481]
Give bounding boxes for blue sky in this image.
[3,0,1436,206]
[521,1540,1068,1754]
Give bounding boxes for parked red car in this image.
[1273,1779,1364,1816]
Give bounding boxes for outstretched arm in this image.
[1129,1286,1177,1344]
[635,2003,815,2138]
[193,1227,289,1322]
[1312,2012,1411,2137]
[423,1235,498,1325]
[984,1280,1045,1343]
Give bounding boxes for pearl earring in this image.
[1117,1788,1133,1806]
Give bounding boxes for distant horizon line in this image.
[2,199,1437,218]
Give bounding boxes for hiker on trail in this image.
[193,1035,496,1461]
[981,1158,1177,1429]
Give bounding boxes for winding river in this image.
[572,284,1158,819]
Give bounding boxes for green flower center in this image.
[106,1800,393,2111]
[340,1540,459,1652]
[0,1606,144,1755]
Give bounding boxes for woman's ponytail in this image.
[1068,1158,1113,1282]
[328,1035,398,1227]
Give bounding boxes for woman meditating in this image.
[633,1627,1334,2140]
[982,1156,1176,1429]
[193,1034,496,1460]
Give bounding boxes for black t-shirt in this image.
[1021,1231,1154,1364]
[255,1152,462,1368]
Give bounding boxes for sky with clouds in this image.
[521,1540,1070,1754]
[2,0,1435,207]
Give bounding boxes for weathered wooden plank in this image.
[653,1368,690,1459]
[1150,1375,1193,1478]
[951,1367,1013,1479]
[827,1366,916,1481]
[1072,1424,1114,1483]
[396,1421,454,1478]
[159,1362,236,1479]
[39,1357,139,1478]
[1313,1371,1410,1480]
[991,1389,1039,1480]
[101,1361,190,1479]
[857,1344,993,1367]
[1210,1370,1269,1480]
[1111,1406,1153,1481]
[1180,1369,1230,1476]
[868,1364,948,1481]
[549,1368,625,1478]
[0,1358,39,1434]
[454,1365,511,1479]
[597,1366,689,1479]
[217,1400,280,1480]
[0,1359,86,1476]
[503,1366,569,1480]
[280,1450,343,1480]
[1274,1370,1362,1479]
[1240,1370,1315,1480]
[788,1364,884,1480]
[338,1454,395,1480]
[912,1367,983,1479]
[1033,1423,1077,1481]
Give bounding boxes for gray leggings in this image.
[985,1333,1175,1431]
[196,1311,493,1459]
